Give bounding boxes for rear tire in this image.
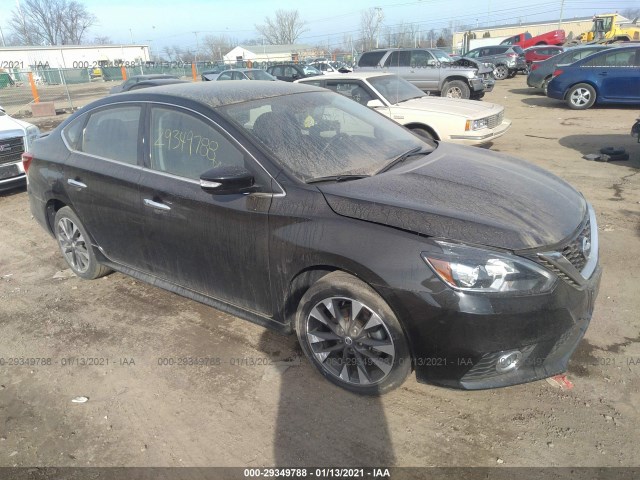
[542,77,551,96]
[494,64,509,80]
[295,271,411,395]
[54,207,111,280]
[441,80,470,99]
[566,83,596,110]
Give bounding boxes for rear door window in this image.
[585,50,636,67]
[80,105,141,165]
[358,51,387,67]
[385,51,411,67]
[326,81,374,105]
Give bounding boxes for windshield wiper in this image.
[306,174,370,184]
[376,146,430,174]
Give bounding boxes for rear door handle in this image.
[598,72,608,76]
[67,179,87,189]
[143,198,171,211]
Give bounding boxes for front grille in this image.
[562,218,591,272]
[0,136,25,166]
[533,211,597,288]
[486,111,504,129]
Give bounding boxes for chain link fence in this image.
[0,65,199,118]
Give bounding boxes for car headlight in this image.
[422,241,556,294]
[465,118,489,131]
[24,125,40,151]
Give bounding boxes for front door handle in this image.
[143,198,171,211]
[598,72,608,76]
[67,179,87,189]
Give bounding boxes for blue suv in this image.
[547,45,640,109]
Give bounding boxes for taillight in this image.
[22,152,33,173]
[531,63,539,71]
[553,69,564,77]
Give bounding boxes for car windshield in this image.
[431,49,453,63]
[368,75,425,104]
[245,70,275,80]
[303,65,321,75]
[218,91,431,182]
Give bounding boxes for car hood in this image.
[317,143,586,251]
[452,58,493,74]
[393,96,502,118]
[0,114,30,137]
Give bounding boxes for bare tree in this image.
[9,0,96,45]
[92,36,112,45]
[61,1,95,44]
[202,35,234,62]
[255,9,308,45]
[621,8,640,20]
[359,8,382,51]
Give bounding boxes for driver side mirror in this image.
[366,99,385,108]
[200,166,256,195]
[292,73,299,79]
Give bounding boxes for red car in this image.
[501,30,566,49]
[524,45,564,64]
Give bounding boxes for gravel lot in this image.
[1,76,639,470]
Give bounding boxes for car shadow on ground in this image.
[256,329,398,467]
[559,134,640,168]
[0,186,26,199]
[508,87,541,96]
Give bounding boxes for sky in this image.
[3,0,640,53]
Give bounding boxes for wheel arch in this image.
[442,75,471,88]
[404,122,440,140]
[563,80,599,101]
[45,198,68,235]
[283,263,416,359]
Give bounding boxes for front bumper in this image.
[449,119,512,146]
[468,77,485,93]
[380,264,601,389]
[0,161,26,192]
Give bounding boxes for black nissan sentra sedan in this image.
[24,81,601,394]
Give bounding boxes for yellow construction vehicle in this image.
[576,13,640,43]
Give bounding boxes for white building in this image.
[223,44,319,64]
[0,45,150,70]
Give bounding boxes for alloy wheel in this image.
[57,217,90,273]
[305,297,396,386]
[570,88,591,107]
[446,87,463,98]
[494,65,508,80]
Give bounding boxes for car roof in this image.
[132,79,189,87]
[130,74,178,80]
[106,81,325,109]
[297,71,391,82]
[219,68,265,73]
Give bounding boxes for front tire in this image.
[54,207,111,280]
[295,272,411,395]
[566,83,596,110]
[441,80,470,99]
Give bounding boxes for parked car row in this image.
[524,44,640,109]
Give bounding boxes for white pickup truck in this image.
[0,106,40,192]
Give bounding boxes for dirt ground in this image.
[1,76,639,471]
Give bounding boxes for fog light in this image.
[496,350,522,373]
